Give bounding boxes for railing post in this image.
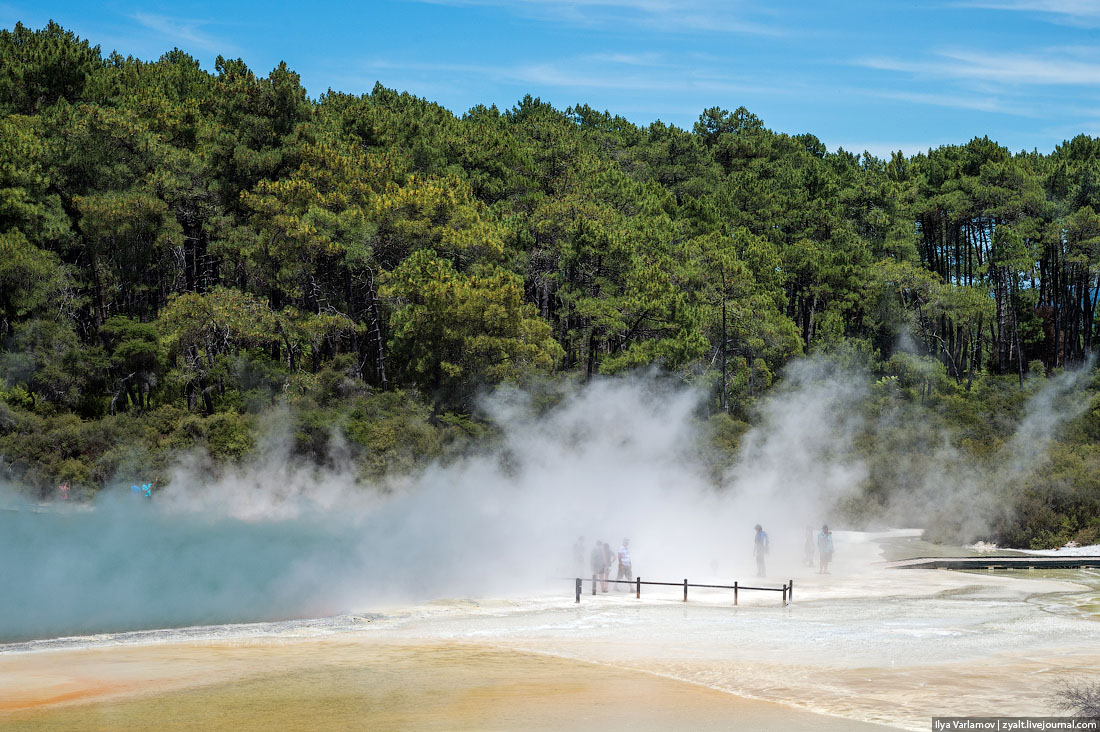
[636,576,641,599]
[734,581,738,606]
[683,578,688,602]
[788,579,793,604]
[575,577,581,603]
[592,574,597,596]
[782,583,787,606]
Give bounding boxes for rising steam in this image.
[0,359,1091,640]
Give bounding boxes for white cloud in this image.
[131,12,230,54]
[586,51,665,66]
[858,50,1100,86]
[956,0,1100,24]
[358,55,786,97]
[404,0,788,35]
[863,89,1039,117]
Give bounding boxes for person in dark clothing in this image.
[590,539,606,591]
[601,542,613,592]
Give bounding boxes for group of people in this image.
[573,525,834,588]
[574,536,632,591]
[753,523,835,577]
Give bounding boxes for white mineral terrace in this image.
[2,530,1098,731]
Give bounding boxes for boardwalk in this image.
[884,555,1100,570]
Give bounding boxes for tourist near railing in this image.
[572,576,793,606]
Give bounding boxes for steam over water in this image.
[0,372,836,640]
[0,503,367,640]
[3,534,1098,730]
[0,363,1090,641]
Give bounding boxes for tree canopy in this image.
[3,22,1100,548]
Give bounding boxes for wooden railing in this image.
[573,576,792,606]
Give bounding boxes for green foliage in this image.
[100,315,165,413]
[382,249,562,406]
[0,22,103,115]
[0,230,67,331]
[342,390,444,477]
[2,21,1100,547]
[205,411,254,460]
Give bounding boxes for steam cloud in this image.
[0,359,1090,641]
[880,363,1094,541]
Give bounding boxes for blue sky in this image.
[4,0,1100,157]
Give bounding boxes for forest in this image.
[1,22,1099,548]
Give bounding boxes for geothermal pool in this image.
[2,530,1098,731]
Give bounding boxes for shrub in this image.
[206,412,255,460]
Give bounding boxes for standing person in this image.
[753,524,769,577]
[616,538,632,590]
[590,539,605,591]
[803,526,815,568]
[817,525,834,574]
[601,542,613,592]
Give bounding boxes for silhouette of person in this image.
[590,539,606,591]
[601,542,613,592]
[817,525,834,574]
[754,524,769,577]
[617,538,632,589]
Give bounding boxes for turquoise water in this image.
[0,502,365,641]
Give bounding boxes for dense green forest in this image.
[2,22,1100,547]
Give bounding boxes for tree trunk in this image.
[585,325,598,381]
[365,270,388,390]
[995,266,1008,374]
[1011,278,1024,387]
[721,279,728,413]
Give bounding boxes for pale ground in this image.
[1020,544,1100,556]
[2,530,1098,731]
[968,539,1100,556]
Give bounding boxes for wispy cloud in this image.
[587,51,665,66]
[359,54,787,97]
[858,50,1100,86]
[861,89,1039,117]
[404,0,788,35]
[956,0,1100,25]
[131,12,232,54]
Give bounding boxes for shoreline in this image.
[6,529,1092,653]
[3,532,1099,731]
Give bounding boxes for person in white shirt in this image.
[616,538,632,589]
[817,525,834,574]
